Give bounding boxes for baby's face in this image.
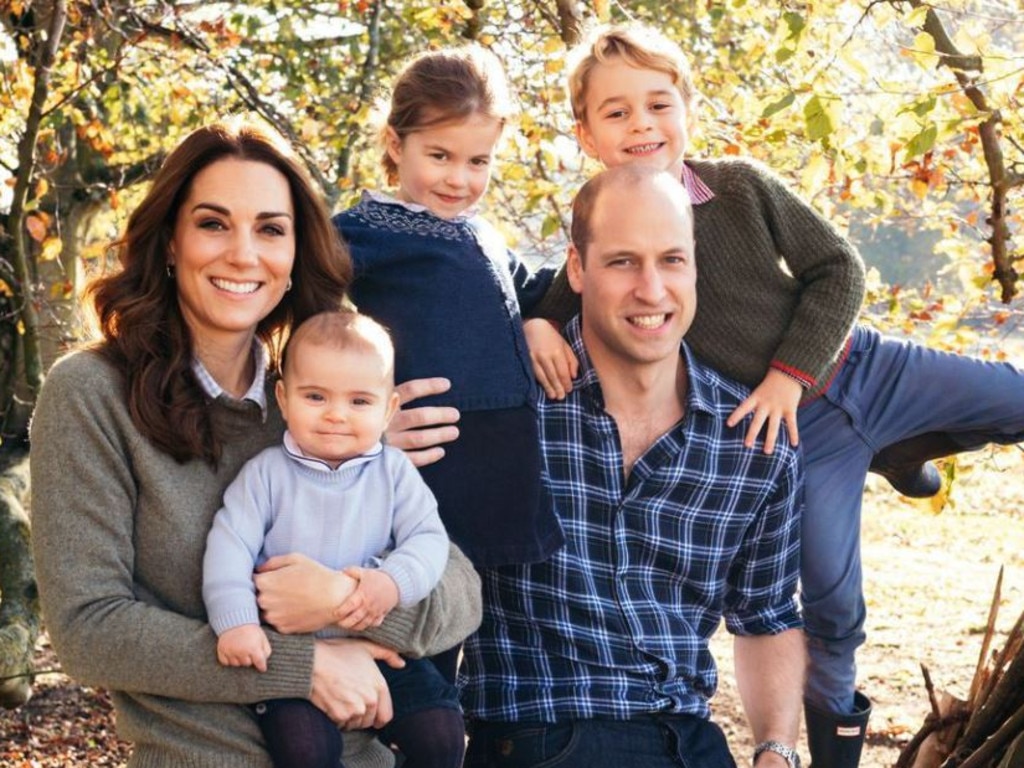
[276,342,398,468]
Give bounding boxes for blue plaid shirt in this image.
[461,317,803,722]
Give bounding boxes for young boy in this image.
[530,24,1024,768]
[203,310,465,768]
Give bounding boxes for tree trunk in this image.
[0,449,37,709]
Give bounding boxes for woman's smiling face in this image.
[169,158,296,350]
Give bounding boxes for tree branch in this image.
[899,0,1019,301]
[337,0,384,192]
[122,7,332,194]
[4,0,68,402]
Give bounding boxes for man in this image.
[460,165,806,768]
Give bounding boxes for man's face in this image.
[575,58,691,179]
[568,180,696,374]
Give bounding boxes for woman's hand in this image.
[311,639,405,730]
[386,378,460,468]
[255,553,357,634]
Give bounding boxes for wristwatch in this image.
[753,740,801,768]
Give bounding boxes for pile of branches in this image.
[897,568,1024,768]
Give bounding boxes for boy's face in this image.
[276,342,399,468]
[575,58,690,178]
[386,113,503,220]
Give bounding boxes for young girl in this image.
[332,46,565,678]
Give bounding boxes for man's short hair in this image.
[571,165,694,262]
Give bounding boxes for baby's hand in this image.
[726,369,803,454]
[336,567,400,632]
[523,318,578,400]
[217,625,272,672]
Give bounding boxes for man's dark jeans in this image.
[465,715,736,768]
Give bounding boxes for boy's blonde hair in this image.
[380,46,515,185]
[281,310,395,386]
[566,24,698,123]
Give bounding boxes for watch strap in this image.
[753,740,800,768]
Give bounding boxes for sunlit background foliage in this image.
[2,0,1023,415]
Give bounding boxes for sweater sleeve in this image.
[30,352,314,705]
[378,449,450,607]
[202,458,272,635]
[742,160,865,385]
[527,261,580,325]
[361,542,482,659]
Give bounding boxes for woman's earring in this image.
[286,277,293,292]
[166,263,175,279]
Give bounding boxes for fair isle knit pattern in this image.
[336,193,552,411]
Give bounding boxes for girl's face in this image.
[168,158,295,352]
[386,112,503,219]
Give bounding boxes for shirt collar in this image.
[563,315,717,416]
[364,189,480,221]
[681,162,715,206]
[191,340,269,416]
[282,430,384,473]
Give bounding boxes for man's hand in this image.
[727,369,803,454]
[523,318,578,400]
[216,624,271,672]
[386,378,461,468]
[337,567,400,631]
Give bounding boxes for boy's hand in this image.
[727,369,803,454]
[524,318,578,400]
[217,624,272,672]
[336,567,400,632]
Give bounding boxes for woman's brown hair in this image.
[89,118,351,465]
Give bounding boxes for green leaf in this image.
[784,11,805,39]
[905,123,938,158]
[762,92,795,118]
[900,95,937,118]
[775,46,795,64]
[803,95,834,141]
[541,213,560,239]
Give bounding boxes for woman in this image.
[30,118,480,768]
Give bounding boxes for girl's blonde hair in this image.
[381,46,515,184]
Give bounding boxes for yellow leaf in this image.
[49,280,73,299]
[545,59,564,75]
[904,5,930,28]
[910,32,938,69]
[0,279,12,297]
[35,177,49,199]
[39,236,63,262]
